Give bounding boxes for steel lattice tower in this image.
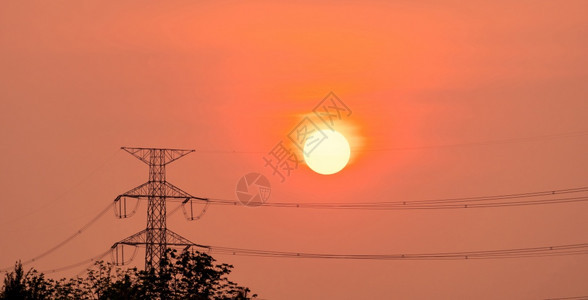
[111,147,207,272]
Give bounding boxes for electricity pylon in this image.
[111,147,207,272]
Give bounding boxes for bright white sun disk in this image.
[303,130,350,175]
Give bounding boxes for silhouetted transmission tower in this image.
[111,147,207,272]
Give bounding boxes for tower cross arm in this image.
[113,229,209,248]
[121,147,195,166]
[115,181,208,202]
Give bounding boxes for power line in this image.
[202,195,588,210]
[14,237,586,293]
[194,242,588,260]
[5,185,588,274]
[0,202,114,273]
[5,180,588,277]
[39,240,588,277]
[39,249,113,275]
[167,203,184,217]
[168,186,588,210]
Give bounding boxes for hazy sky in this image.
[1,1,588,299]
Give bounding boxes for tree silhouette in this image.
[0,249,256,299]
[1,261,53,299]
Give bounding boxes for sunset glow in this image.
[1,1,588,299]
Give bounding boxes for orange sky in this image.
[1,1,588,299]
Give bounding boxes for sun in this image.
[303,129,351,175]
